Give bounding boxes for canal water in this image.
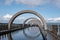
[0,27,44,40]
[0,27,57,40]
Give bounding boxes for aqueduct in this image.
[8,10,47,40]
[8,10,47,30]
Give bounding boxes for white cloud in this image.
[2,14,27,20]
[4,0,51,6]
[1,0,60,8]
[0,14,60,23]
[15,0,50,6]
[13,17,27,24]
[2,14,12,20]
[16,17,26,20]
[0,14,27,23]
[0,14,12,23]
[47,17,60,22]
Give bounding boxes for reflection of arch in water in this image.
[23,17,46,40]
[8,10,47,30]
[23,18,41,39]
[7,33,12,40]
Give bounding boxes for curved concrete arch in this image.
[23,17,47,40]
[8,10,47,30]
[22,17,42,27]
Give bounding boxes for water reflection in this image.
[0,27,45,40]
[0,27,58,40]
[0,34,8,40]
[23,27,41,39]
[12,30,43,40]
[7,33,12,40]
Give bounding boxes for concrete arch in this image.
[23,17,42,27]
[8,10,47,30]
[23,17,46,40]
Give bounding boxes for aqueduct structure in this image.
[8,10,47,30]
[7,10,47,40]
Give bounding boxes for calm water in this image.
[0,27,44,40]
[0,27,57,40]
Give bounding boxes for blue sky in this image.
[0,0,60,23]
